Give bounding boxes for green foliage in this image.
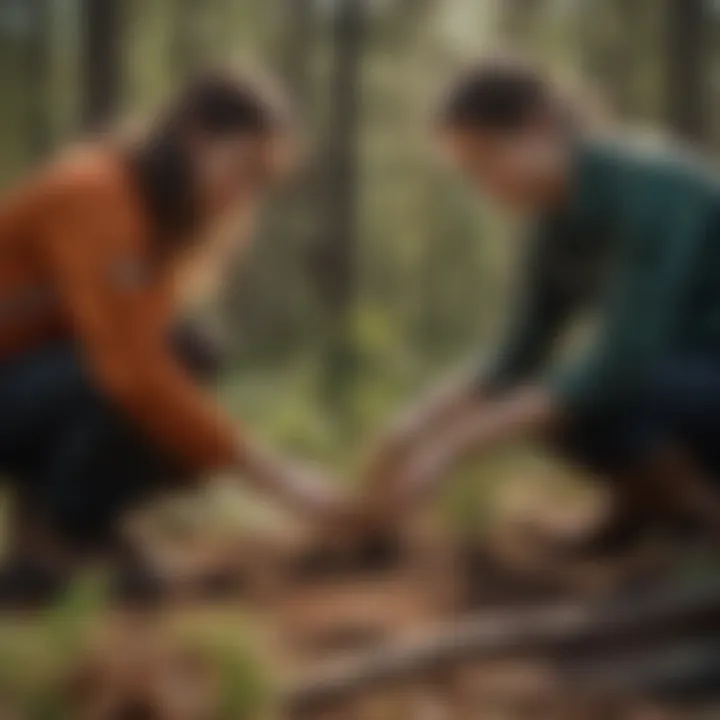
[0,574,106,719]
[170,608,275,719]
[207,637,273,719]
[41,572,109,655]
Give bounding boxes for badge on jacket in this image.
[110,257,153,290]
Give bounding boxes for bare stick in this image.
[283,581,720,713]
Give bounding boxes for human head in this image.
[435,56,577,210]
[135,68,294,244]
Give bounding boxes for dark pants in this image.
[557,356,720,480]
[0,324,221,549]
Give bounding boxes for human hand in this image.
[363,372,480,498]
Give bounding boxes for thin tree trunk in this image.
[25,0,52,159]
[284,581,720,713]
[577,0,649,120]
[665,0,708,143]
[281,0,314,107]
[80,0,123,131]
[314,0,365,428]
[171,0,206,79]
[497,0,546,46]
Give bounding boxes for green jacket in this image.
[482,135,720,416]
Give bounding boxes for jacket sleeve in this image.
[479,223,576,395]
[39,177,240,471]
[552,193,711,416]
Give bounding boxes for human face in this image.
[438,122,569,212]
[191,130,296,220]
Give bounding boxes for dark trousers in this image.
[557,356,720,480]
[0,324,221,549]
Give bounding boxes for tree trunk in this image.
[281,0,314,107]
[665,0,708,143]
[24,0,52,159]
[171,0,207,79]
[313,0,365,428]
[577,0,650,120]
[497,0,546,46]
[80,0,123,131]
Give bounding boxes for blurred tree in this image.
[0,0,55,181]
[664,0,709,142]
[171,0,207,78]
[277,0,318,265]
[498,0,547,46]
[81,0,123,129]
[24,0,52,159]
[576,0,655,119]
[281,0,315,105]
[313,0,366,427]
[219,0,320,362]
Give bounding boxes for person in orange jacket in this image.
[0,69,348,565]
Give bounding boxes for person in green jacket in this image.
[365,57,720,555]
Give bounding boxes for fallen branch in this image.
[284,581,720,712]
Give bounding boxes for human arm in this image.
[386,190,712,516]
[40,174,346,520]
[382,383,559,513]
[364,224,574,500]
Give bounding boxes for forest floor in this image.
[69,512,715,719]
[1,478,719,719]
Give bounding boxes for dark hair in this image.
[436,57,563,132]
[163,69,290,136]
[129,69,289,247]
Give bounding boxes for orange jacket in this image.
[0,145,238,470]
